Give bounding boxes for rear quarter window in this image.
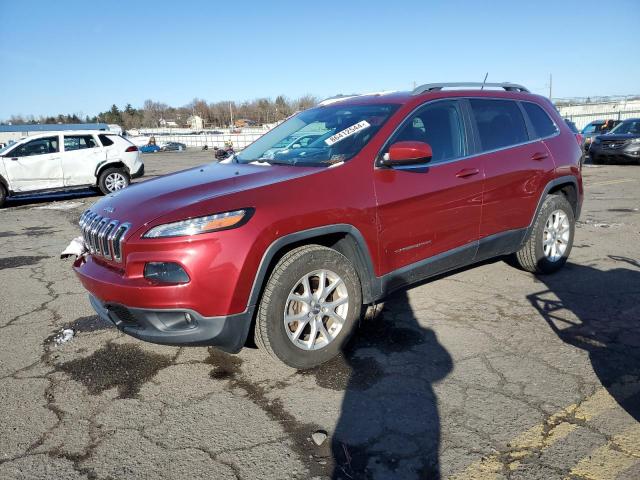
[469,99,528,152]
[522,102,558,139]
[98,134,115,146]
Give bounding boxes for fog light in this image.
[144,262,190,284]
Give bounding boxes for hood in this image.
[595,133,638,141]
[89,161,318,226]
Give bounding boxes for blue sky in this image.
[1,0,638,119]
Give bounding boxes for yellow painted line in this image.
[449,380,640,480]
[569,424,640,480]
[588,178,636,187]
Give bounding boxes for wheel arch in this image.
[523,175,580,245]
[95,161,129,184]
[247,225,379,310]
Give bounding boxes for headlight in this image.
[143,209,251,238]
[630,138,640,144]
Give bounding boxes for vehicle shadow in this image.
[328,290,453,479]
[527,260,640,421]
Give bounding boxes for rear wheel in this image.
[255,245,362,369]
[0,183,6,208]
[98,168,130,195]
[512,194,575,274]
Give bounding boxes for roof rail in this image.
[412,82,530,95]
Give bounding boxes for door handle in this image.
[11,157,18,161]
[531,152,549,161]
[456,168,480,178]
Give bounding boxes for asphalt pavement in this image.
[0,151,638,480]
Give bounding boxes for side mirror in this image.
[383,141,433,166]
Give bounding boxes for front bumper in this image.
[89,295,253,351]
[590,144,640,164]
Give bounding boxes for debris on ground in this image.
[53,329,75,346]
[312,430,328,446]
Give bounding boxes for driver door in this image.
[2,135,64,192]
[373,99,484,275]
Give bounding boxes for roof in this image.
[0,123,110,133]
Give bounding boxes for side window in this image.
[12,137,59,157]
[64,135,98,151]
[522,102,558,139]
[470,99,528,152]
[387,100,465,163]
[98,134,115,146]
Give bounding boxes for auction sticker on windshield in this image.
[324,120,370,146]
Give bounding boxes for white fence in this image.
[139,133,265,150]
[557,99,640,129]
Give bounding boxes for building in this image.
[187,115,204,130]
[0,123,111,144]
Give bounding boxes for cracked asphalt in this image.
[0,151,639,480]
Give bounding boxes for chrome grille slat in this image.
[78,210,129,263]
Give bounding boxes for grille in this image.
[601,140,627,148]
[79,210,131,262]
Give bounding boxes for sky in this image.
[0,0,638,119]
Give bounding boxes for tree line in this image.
[2,95,319,130]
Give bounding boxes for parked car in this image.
[564,118,578,134]
[160,142,187,152]
[139,144,161,153]
[581,119,621,152]
[589,118,640,164]
[0,131,143,207]
[73,82,583,369]
[260,133,322,159]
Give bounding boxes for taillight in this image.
[575,134,583,145]
[125,146,138,152]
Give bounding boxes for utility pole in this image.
[229,102,234,128]
[549,73,553,99]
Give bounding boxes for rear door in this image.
[61,134,105,186]
[468,98,555,241]
[373,99,483,275]
[2,136,63,192]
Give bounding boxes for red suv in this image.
[74,82,583,369]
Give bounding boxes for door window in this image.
[385,100,466,163]
[64,135,98,151]
[469,99,528,152]
[11,137,59,157]
[522,102,558,139]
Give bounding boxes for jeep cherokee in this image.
[73,82,583,369]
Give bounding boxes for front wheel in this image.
[512,194,575,274]
[98,168,130,195]
[255,245,362,369]
[0,183,6,208]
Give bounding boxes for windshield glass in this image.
[610,120,640,135]
[237,103,400,166]
[0,140,17,155]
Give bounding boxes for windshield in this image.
[609,120,640,135]
[0,140,17,155]
[237,103,400,166]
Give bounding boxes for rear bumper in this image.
[131,163,145,179]
[89,295,253,351]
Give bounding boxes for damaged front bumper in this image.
[89,295,253,352]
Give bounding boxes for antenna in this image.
[481,72,489,90]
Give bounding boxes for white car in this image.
[0,131,143,207]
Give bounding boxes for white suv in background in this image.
[0,131,143,207]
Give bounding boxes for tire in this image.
[98,168,130,195]
[255,244,362,369]
[0,183,6,208]
[512,194,575,274]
